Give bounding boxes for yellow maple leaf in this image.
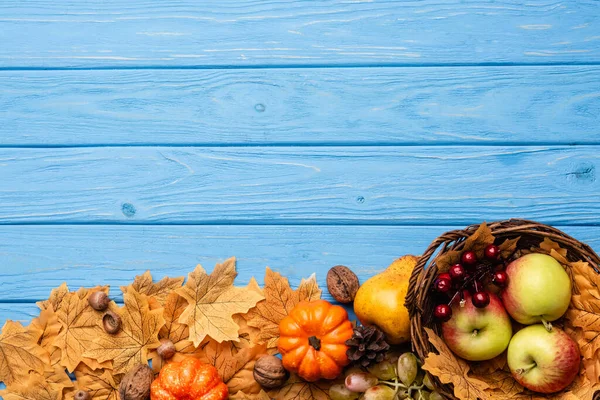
[230,390,271,400]
[422,328,490,400]
[244,267,321,349]
[197,337,267,396]
[267,373,335,400]
[176,257,264,346]
[52,290,111,372]
[0,320,50,386]
[37,283,70,312]
[84,289,165,374]
[73,364,121,400]
[122,270,184,306]
[0,373,63,400]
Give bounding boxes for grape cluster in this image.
[330,352,444,400]
[433,244,508,322]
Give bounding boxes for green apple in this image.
[502,253,571,326]
[442,291,512,361]
[507,324,580,393]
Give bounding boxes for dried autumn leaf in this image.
[0,373,63,400]
[463,222,496,260]
[84,289,165,374]
[198,338,268,396]
[73,365,121,400]
[499,237,521,259]
[268,373,335,400]
[539,237,568,258]
[477,369,523,397]
[230,390,271,400]
[53,291,110,372]
[563,371,600,399]
[568,290,600,381]
[434,250,462,274]
[37,283,70,312]
[122,270,184,306]
[0,320,49,385]
[176,257,264,346]
[570,261,600,295]
[471,353,508,375]
[422,328,490,400]
[244,267,321,349]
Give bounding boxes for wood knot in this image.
[122,203,136,217]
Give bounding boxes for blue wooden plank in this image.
[1,66,599,146]
[0,224,598,302]
[0,1,599,68]
[0,146,598,224]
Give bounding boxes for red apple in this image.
[442,291,512,361]
[502,253,571,326]
[507,324,580,393]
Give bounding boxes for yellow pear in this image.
[353,255,418,344]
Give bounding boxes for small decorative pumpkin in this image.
[150,358,229,400]
[278,299,354,382]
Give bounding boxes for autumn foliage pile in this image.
[0,258,331,400]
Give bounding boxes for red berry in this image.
[435,304,452,322]
[472,291,490,308]
[484,244,500,260]
[434,276,452,293]
[493,271,508,287]
[461,251,477,266]
[449,264,466,281]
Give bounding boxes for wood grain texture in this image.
[2,66,599,146]
[0,146,598,224]
[0,0,599,68]
[0,225,598,303]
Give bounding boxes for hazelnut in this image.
[119,364,153,400]
[103,310,122,334]
[327,265,360,303]
[74,390,91,400]
[253,355,288,389]
[88,291,110,311]
[157,339,176,360]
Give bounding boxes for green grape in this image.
[397,352,418,387]
[423,373,435,391]
[429,392,444,400]
[415,390,430,400]
[367,360,396,380]
[344,366,364,377]
[414,369,425,386]
[344,372,378,393]
[362,385,396,400]
[328,383,359,400]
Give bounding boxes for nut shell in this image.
[74,390,91,400]
[326,265,360,303]
[157,338,176,360]
[253,355,289,389]
[119,364,153,400]
[103,310,122,334]
[88,291,110,311]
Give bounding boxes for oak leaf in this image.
[73,365,121,400]
[0,373,63,400]
[84,289,165,374]
[244,267,321,349]
[52,290,109,372]
[198,337,268,396]
[122,270,184,306]
[0,320,49,385]
[422,328,490,400]
[570,261,600,295]
[470,353,508,375]
[176,257,264,346]
[267,373,335,400]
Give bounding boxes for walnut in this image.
[327,265,360,303]
[119,364,153,400]
[253,355,288,389]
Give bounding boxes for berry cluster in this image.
[433,244,508,322]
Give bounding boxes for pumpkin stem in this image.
[308,336,321,350]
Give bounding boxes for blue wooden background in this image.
[0,0,599,391]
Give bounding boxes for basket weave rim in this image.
[405,218,600,400]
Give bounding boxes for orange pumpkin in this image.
[278,299,354,382]
[150,358,228,400]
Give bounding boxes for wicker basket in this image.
[405,219,600,399]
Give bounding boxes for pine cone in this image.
[345,325,390,368]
